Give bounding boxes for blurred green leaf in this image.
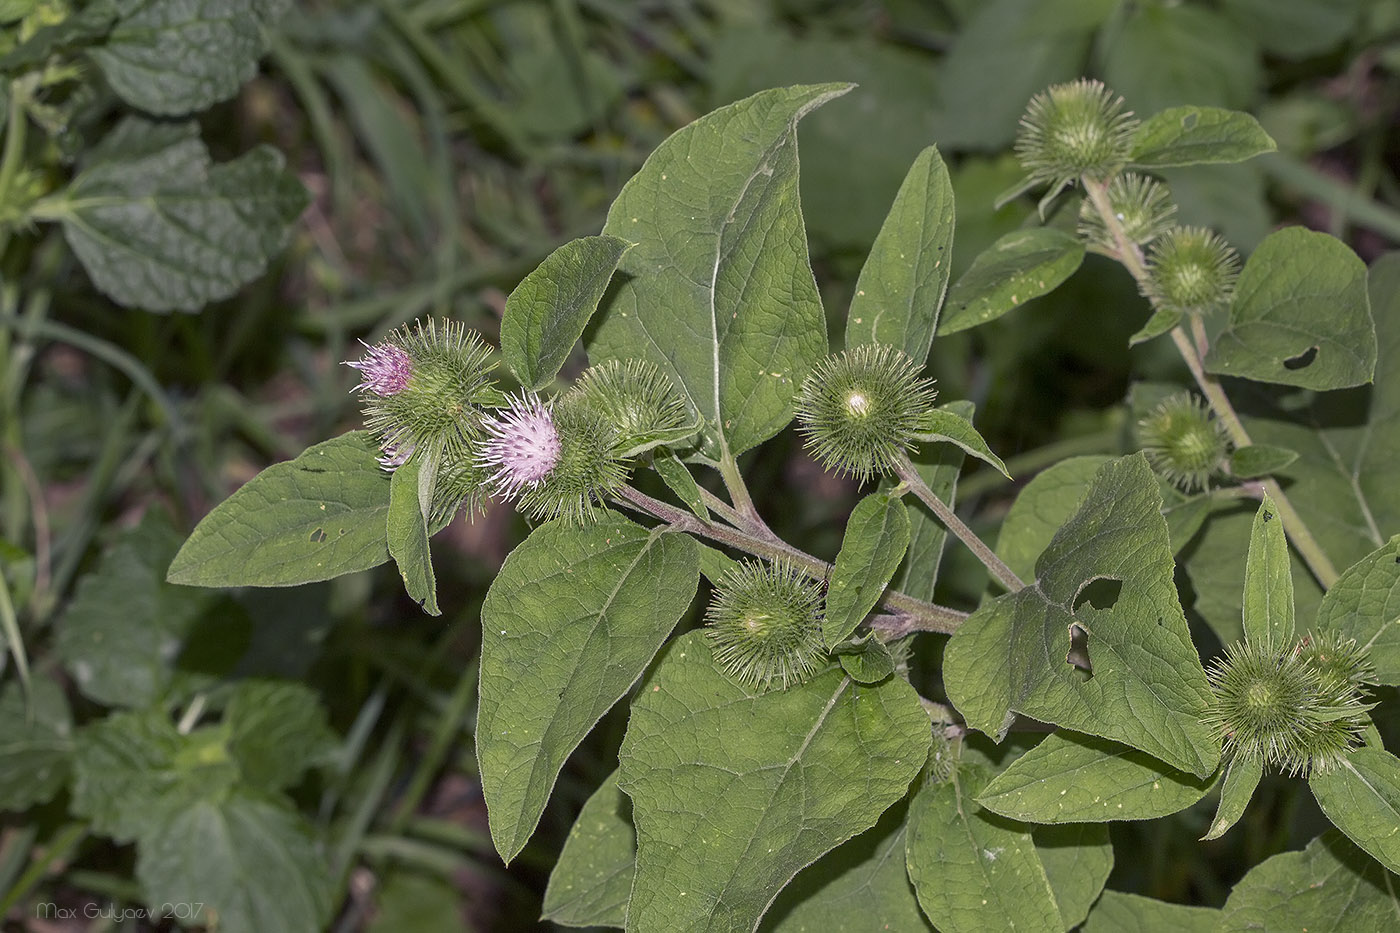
[224,680,335,793]
[369,871,470,933]
[1102,4,1260,115]
[0,675,73,811]
[1229,444,1299,479]
[1220,0,1366,59]
[937,228,1084,336]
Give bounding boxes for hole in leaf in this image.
[1073,577,1122,612]
[1182,112,1198,130]
[1283,346,1318,370]
[1263,510,1274,523]
[1066,623,1092,676]
[310,527,328,543]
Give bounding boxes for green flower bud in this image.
[705,559,827,693]
[1138,392,1229,492]
[795,344,937,482]
[568,358,693,455]
[1015,79,1138,192]
[1145,226,1240,316]
[1078,172,1176,251]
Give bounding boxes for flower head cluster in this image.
[1015,79,1138,194]
[1145,226,1240,316]
[705,559,827,693]
[795,344,937,482]
[1204,633,1376,776]
[1138,392,1229,492]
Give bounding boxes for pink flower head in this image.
[478,393,560,499]
[346,340,412,396]
[376,442,414,471]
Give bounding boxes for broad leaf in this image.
[1229,444,1298,479]
[824,493,910,648]
[1203,753,1263,841]
[168,433,393,587]
[0,675,73,811]
[905,765,1062,933]
[888,400,971,602]
[590,84,844,460]
[619,631,929,933]
[1243,494,1294,649]
[834,635,896,685]
[386,455,439,616]
[914,408,1009,477]
[478,516,698,862]
[542,770,635,928]
[1221,831,1400,931]
[976,732,1214,823]
[762,802,930,932]
[501,235,630,390]
[1085,891,1221,932]
[1315,535,1400,684]
[224,681,335,793]
[1206,227,1374,391]
[1129,106,1276,168]
[1308,748,1400,875]
[936,228,1084,336]
[48,118,307,312]
[91,0,288,116]
[945,455,1219,777]
[846,145,955,365]
[1034,823,1113,930]
[995,455,1112,583]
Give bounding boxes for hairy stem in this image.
[716,453,778,541]
[1081,176,1340,589]
[892,454,1025,592]
[614,484,968,634]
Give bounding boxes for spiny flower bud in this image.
[1145,226,1240,316]
[478,392,561,501]
[1138,392,1229,492]
[512,396,629,525]
[1078,172,1176,250]
[705,559,827,693]
[795,344,937,482]
[1204,637,1375,776]
[568,358,693,456]
[1014,79,1138,192]
[346,319,495,470]
[1294,631,1377,698]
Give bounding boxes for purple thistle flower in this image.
[478,393,560,499]
[376,442,414,471]
[346,341,412,396]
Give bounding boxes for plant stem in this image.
[892,454,1025,592]
[614,484,968,634]
[716,452,778,541]
[0,79,31,257]
[1081,176,1340,589]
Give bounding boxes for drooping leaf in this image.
[1206,226,1374,391]
[905,765,1062,933]
[542,770,635,929]
[224,680,335,794]
[824,493,911,648]
[619,631,929,933]
[976,732,1214,823]
[1084,890,1221,932]
[590,84,844,460]
[888,400,971,602]
[48,118,307,312]
[91,0,288,116]
[1315,535,1400,685]
[762,802,931,933]
[386,454,439,616]
[945,455,1219,777]
[501,235,630,390]
[913,408,1010,478]
[1308,748,1400,875]
[1203,753,1263,841]
[1129,106,1276,168]
[936,228,1084,336]
[846,145,955,365]
[1034,822,1113,930]
[1228,444,1298,479]
[1243,494,1295,649]
[834,635,896,685]
[168,433,393,587]
[0,675,73,811]
[1220,831,1400,931]
[369,871,471,933]
[478,515,699,863]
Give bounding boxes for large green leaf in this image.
[945,455,1219,777]
[824,493,910,648]
[478,515,698,863]
[905,766,1062,933]
[45,118,307,312]
[1084,891,1221,932]
[1129,106,1276,168]
[995,455,1112,583]
[1034,823,1113,930]
[542,770,634,928]
[1220,831,1400,931]
[224,681,335,794]
[0,675,73,811]
[1243,494,1295,649]
[1315,535,1400,684]
[91,0,287,116]
[618,631,929,933]
[762,803,932,933]
[845,145,955,364]
[590,85,842,461]
[168,433,393,587]
[936,228,1084,336]
[1309,748,1400,875]
[976,732,1214,823]
[1206,227,1374,391]
[501,235,630,390]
